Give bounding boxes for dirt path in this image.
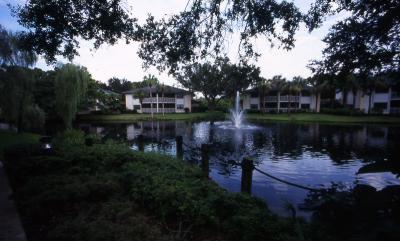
[0,161,27,241]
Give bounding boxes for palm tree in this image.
[361,75,387,114]
[287,76,305,114]
[270,76,287,113]
[142,74,159,118]
[133,90,146,113]
[308,76,329,113]
[160,83,165,116]
[257,77,270,112]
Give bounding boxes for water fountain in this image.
[230,91,244,128]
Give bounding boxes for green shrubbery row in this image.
[3,130,322,241]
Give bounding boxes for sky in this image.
[0,0,347,86]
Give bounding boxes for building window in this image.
[374,102,387,109]
[250,104,258,109]
[265,102,277,108]
[176,94,184,98]
[390,100,400,107]
[133,105,141,110]
[301,104,310,109]
[280,102,288,108]
[177,104,184,109]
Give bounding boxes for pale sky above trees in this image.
[0,0,348,86]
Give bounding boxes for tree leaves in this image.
[12,0,139,63]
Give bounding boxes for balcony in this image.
[141,108,176,113]
[264,95,299,102]
[265,96,278,102]
[279,95,299,102]
[142,97,176,103]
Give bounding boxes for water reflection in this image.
[77,121,400,217]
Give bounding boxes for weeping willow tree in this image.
[55,64,90,129]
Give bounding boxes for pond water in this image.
[77,120,400,217]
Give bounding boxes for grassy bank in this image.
[77,112,226,122]
[2,130,312,241]
[0,130,40,158]
[78,112,400,125]
[246,113,400,124]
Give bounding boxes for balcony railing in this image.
[265,96,278,102]
[142,97,176,103]
[264,95,300,102]
[141,108,176,113]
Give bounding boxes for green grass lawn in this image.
[77,111,226,122]
[246,113,400,124]
[78,112,400,125]
[0,131,40,158]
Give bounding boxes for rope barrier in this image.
[253,166,322,192]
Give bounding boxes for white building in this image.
[123,85,192,113]
[242,87,321,113]
[335,87,400,114]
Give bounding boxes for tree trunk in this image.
[150,91,153,118]
[162,92,165,116]
[17,106,23,133]
[342,89,347,107]
[368,90,372,114]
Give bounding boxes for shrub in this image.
[321,107,364,116]
[22,104,46,132]
[122,109,138,114]
[191,106,208,113]
[4,135,306,241]
[246,109,260,114]
[52,129,86,149]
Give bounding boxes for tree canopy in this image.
[0,24,37,67]
[10,0,326,72]
[176,58,261,109]
[11,0,139,63]
[309,0,400,77]
[55,64,91,128]
[106,77,133,93]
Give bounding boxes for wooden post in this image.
[241,157,253,194]
[176,136,183,159]
[138,134,144,151]
[201,144,209,178]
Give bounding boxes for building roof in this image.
[122,85,191,95]
[244,85,314,94]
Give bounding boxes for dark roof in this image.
[244,85,314,94]
[100,89,120,95]
[122,85,191,95]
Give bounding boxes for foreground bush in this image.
[4,131,322,241]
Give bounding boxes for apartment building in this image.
[335,87,400,114]
[242,87,321,112]
[123,85,192,113]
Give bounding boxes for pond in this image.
[76,120,400,217]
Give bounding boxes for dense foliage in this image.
[54,64,91,128]
[309,0,400,77]
[3,130,311,241]
[11,1,321,72]
[176,58,261,110]
[0,66,45,132]
[11,0,139,63]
